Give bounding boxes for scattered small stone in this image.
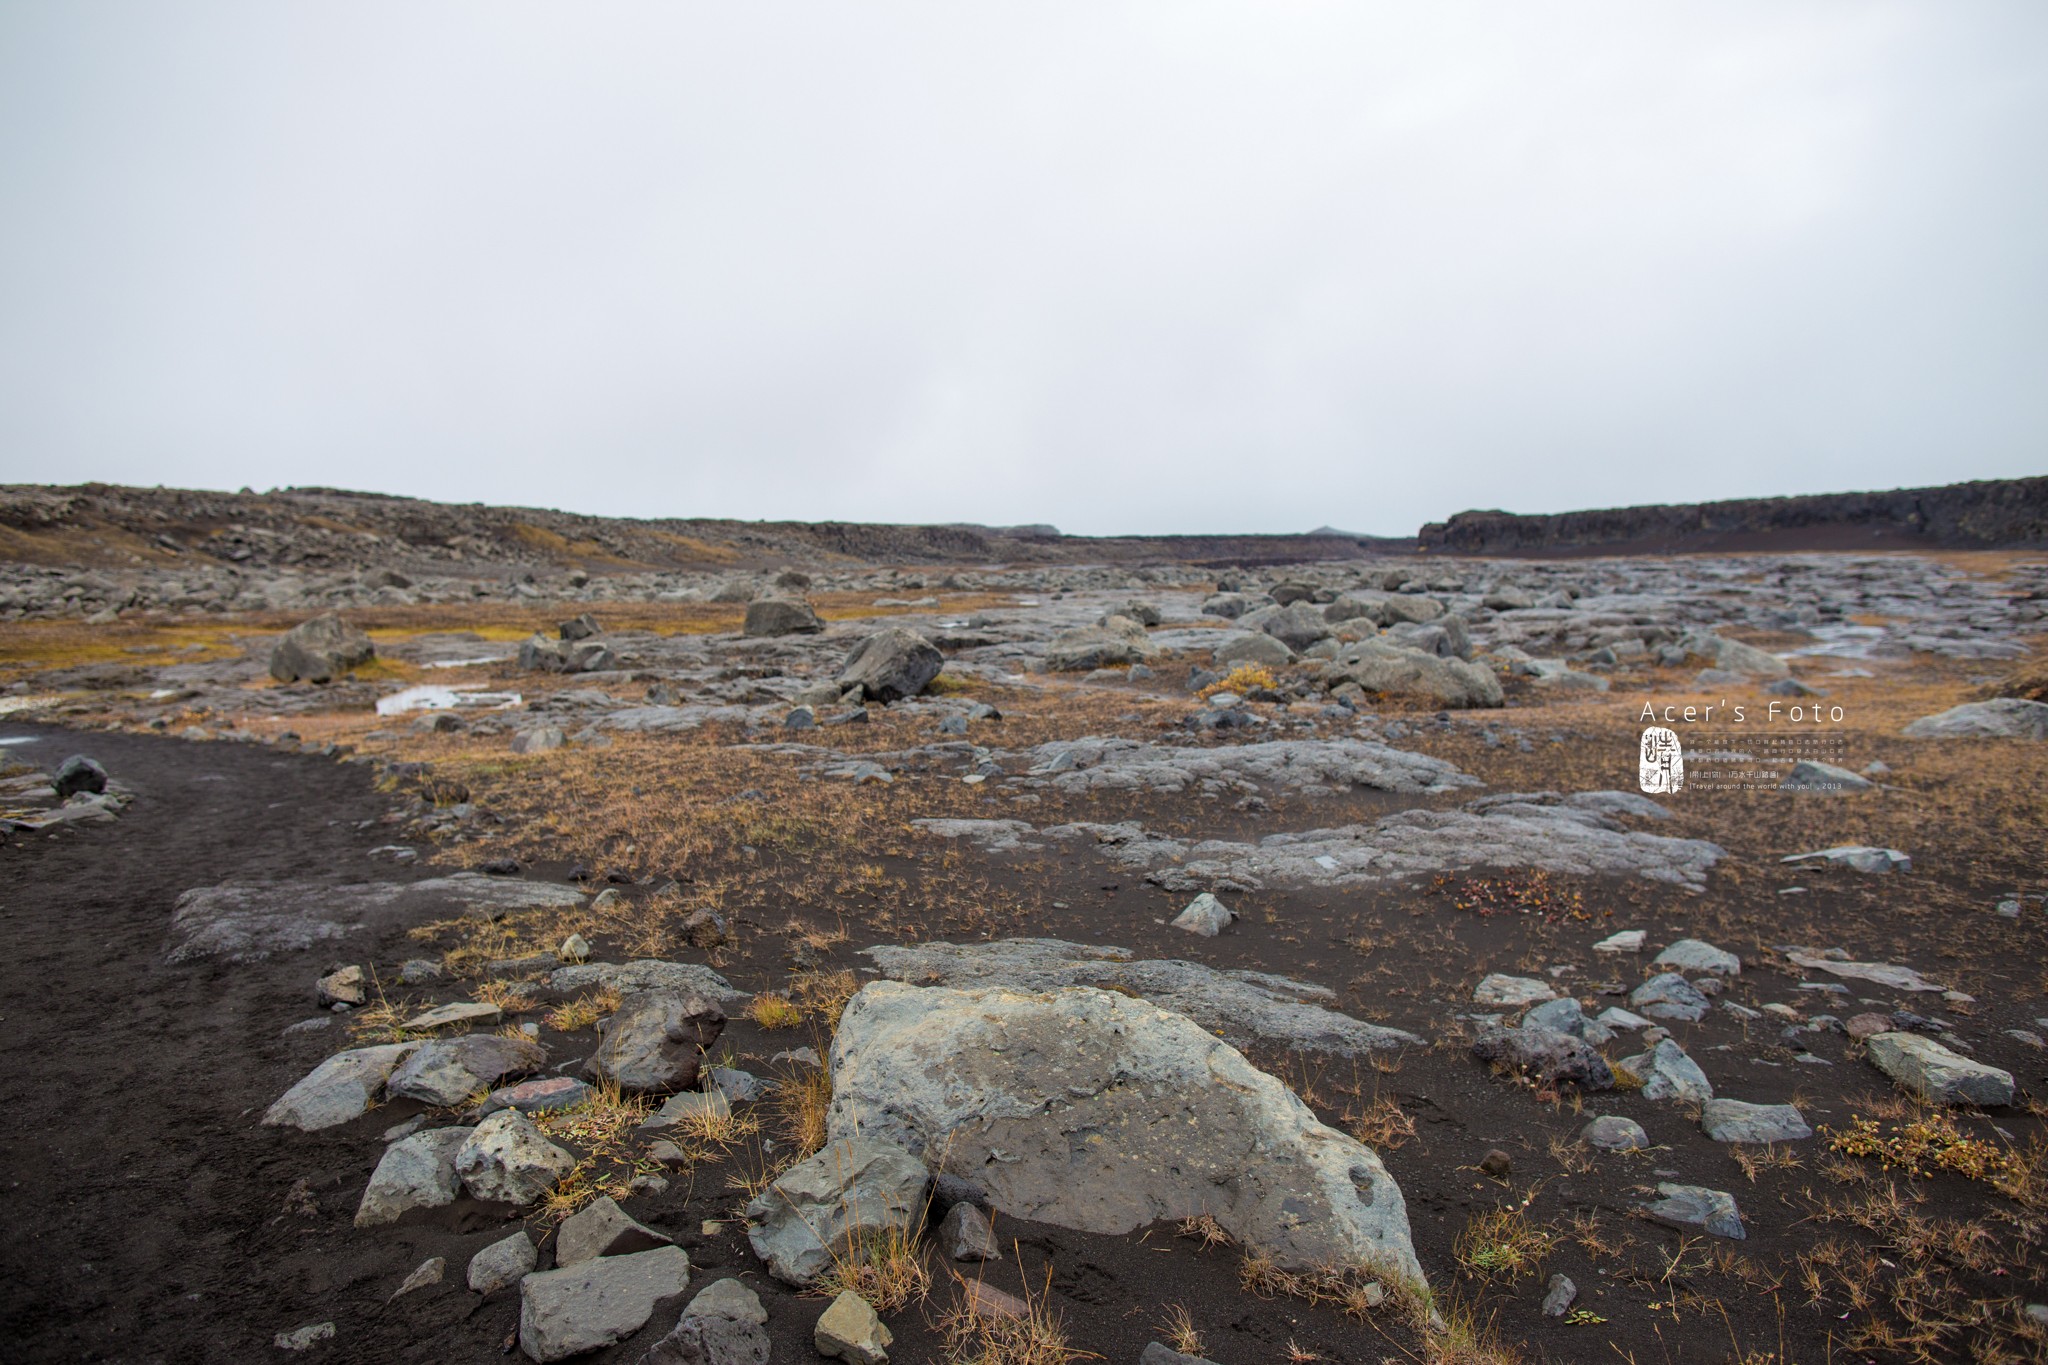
[1170,892,1234,937]
[1652,939,1740,977]
[53,754,109,799]
[1778,761,1874,793]
[1845,1012,1892,1039]
[1700,1099,1811,1143]
[390,1256,446,1300]
[637,1277,771,1365]
[1593,929,1645,953]
[815,1290,892,1365]
[1643,1183,1744,1239]
[274,1321,335,1351]
[455,1109,577,1205]
[467,1230,537,1294]
[484,1076,592,1117]
[1541,1273,1577,1317]
[1474,974,1556,1007]
[1630,973,1710,1022]
[356,1125,473,1227]
[401,1000,503,1031]
[1478,1149,1513,1180]
[1142,1345,1217,1365]
[1615,1038,1714,1102]
[315,965,367,1007]
[1580,1115,1649,1151]
[1864,1032,2015,1106]
[558,933,591,964]
[938,1200,1002,1261]
[639,1089,732,1133]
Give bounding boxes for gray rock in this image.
[742,598,823,637]
[519,1245,693,1362]
[1018,736,1473,797]
[938,1200,1001,1261]
[1142,1346,1218,1365]
[467,1231,538,1294]
[1779,761,1874,793]
[316,964,367,1007]
[1700,1100,1811,1143]
[1212,631,1295,669]
[455,1109,577,1206]
[53,755,108,799]
[1864,1032,2015,1106]
[356,1126,474,1227]
[837,627,943,702]
[168,873,586,964]
[866,938,1418,1057]
[1651,939,1741,977]
[826,982,1424,1283]
[1643,1183,1744,1239]
[1594,929,1646,953]
[636,1278,770,1365]
[270,612,376,683]
[1171,892,1233,937]
[263,1043,421,1131]
[391,1256,446,1299]
[708,1067,762,1103]
[744,1136,929,1287]
[558,1195,673,1266]
[1047,618,1161,671]
[1260,602,1333,652]
[1471,1025,1614,1089]
[1616,1038,1714,1102]
[583,991,725,1095]
[1580,1115,1649,1151]
[547,959,744,1002]
[275,1322,336,1351]
[1631,973,1710,1022]
[387,1034,547,1107]
[639,1089,732,1134]
[814,1291,891,1365]
[1901,698,2048,740]
[1684,632,1788,680]
[1781,845,1910,874]
[1521,996,1614,1046]
[511,726,567,755]
[483,1077,594,1117]
[1474,974,1555,1007]
[1541,1273,1577,1317]
[1322,640,1502,709]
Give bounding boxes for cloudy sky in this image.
[1,3,2042,536]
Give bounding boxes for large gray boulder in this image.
[355,1126,474,1227]
[269,612,376,683]
[826,982,1424,1283]
[1323,640,1502,709]
[583,990,724,1095]
[1211,632,1294,669]
[387,1034,547,1108]
[742,598,824,637]
[519,1245,693,1362]
[455,1109,577,1206]
[743,1136,930,1287]
[1260,603,1332,653]
[518,633,617,673]
[1683,632,1789,679]
[1045,616,1160,671]
[836,627,943,702]
[864,938,1418,1057]
[1902,698,2048,740]
[1865,1032,2014,1106]
[263,1043,421,1131]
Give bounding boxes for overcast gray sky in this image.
[1,3,2042,536]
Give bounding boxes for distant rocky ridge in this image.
[1419,476,2048,556]
[0,483,1403,575]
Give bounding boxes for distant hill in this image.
[1418,476,2048,556]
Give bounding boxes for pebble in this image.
[390,1256,445,1300]
[1541,1273,1578,1317]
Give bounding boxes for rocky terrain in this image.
[4,488,2048,1365]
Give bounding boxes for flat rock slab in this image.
[1652,939,1740,976]
[1700,1100,1811,1143]
[402,1001,503,1031]
[1044,794,1724,893]
[1643,1183,1744,1239]
[519,1245,692,1362]
[865,938,1418,1057]
[1474,974,1556,1007]
[547,960,745,1003]
[1865,1032,2015,1106]
[167,873,585,963]
[1785,953,1943,992]
[1008,737,1476,796]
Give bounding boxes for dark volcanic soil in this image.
[5,719,2045,1365]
